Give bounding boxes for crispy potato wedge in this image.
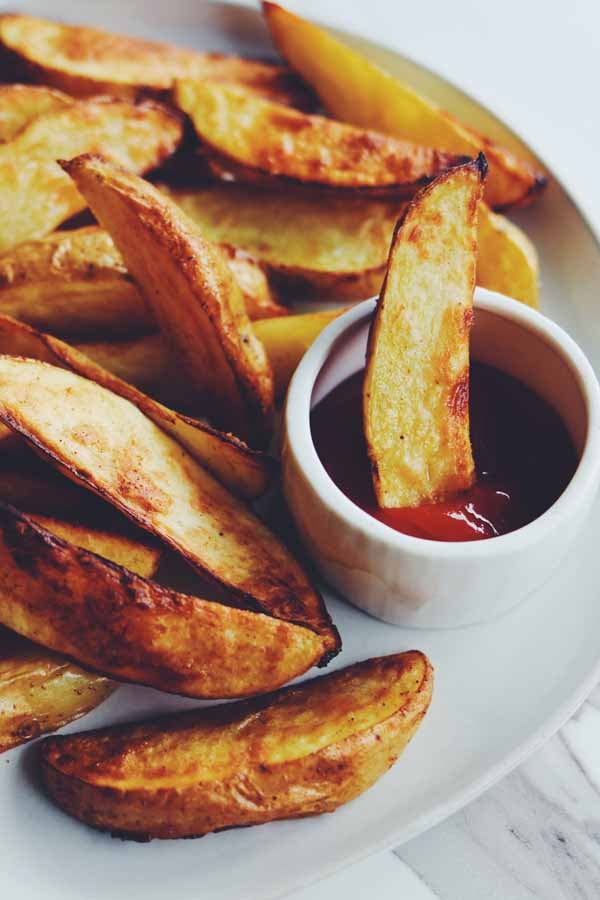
[30,514,161,579]
[0,503,328,697]
[0,226,149,338]
[0,227,285,340]
[0,97,182,253]
[0,13,315,108]
[77,333,176,398]
[62,154,274,445]
[477,203,539,308]
[162,183,539,306]
[223,245,287,320]
[41,650,432,839]
[364,158,485,508]
[0,628,114,754]
[0,357,338,658]
[264,2,545,210]
[175,79,467,197]
[0,508,166,754]
[77,309,344,404]
[161,183,401,300]
[0,83,73,141]
[254,309,344,397]
[0,314,275,500]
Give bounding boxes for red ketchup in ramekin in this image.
[311,362,577,542]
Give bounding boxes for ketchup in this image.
[310,363,577,542]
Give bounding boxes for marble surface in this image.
[271,0,600,897]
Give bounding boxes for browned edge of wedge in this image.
[0,502,330,698]
[40,651,433,839]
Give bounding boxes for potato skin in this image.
[0,13,315,108]
[0,97,183,253]
[160,183,402,302]
[61,154,275,447]
[0,509,164,754]
[263,1,546,210]
[0,83,73,141]
[0,628,114,754]
[0,503,328,698]
[0,312,276,502]
[41,651,433,840]
[175,79,468,198]
[0,227,285,340]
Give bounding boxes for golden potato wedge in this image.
[175,79,467,197]
[41,650,432,839]
[0,507,166,754]
[364,158,485,508]
[0,97,182,253]
[0,227,285,340]
[0,314,275,500]
[0,83,73,141]
[77,333,176,398]
[76,309,344,404]
[0,13,315,108]
[163,183,539,307]
[62,154,274,445]
[161,182,402,300]
[0,628,114,754]
[0,503,328,698]
[0,226,149,339]
[30,514,161,580]
[254,308,344,397]
[0,356,338,658]
[264,2,545,210]
[477,203,539,308]
[222,244,287,320]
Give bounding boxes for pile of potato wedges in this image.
[0,2,547,840]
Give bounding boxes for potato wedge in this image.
[175,79,467,197]
[62,154,274,445]
[0,314,275,500]
[77,333,176,398]
[254,308,344,397]
[0,83,73,141]
[477,203,539,308]
[0,226,149,339]
[223,245,287,320]
[76,309,344,404]
[41,650,432,839]
[161,183,402,300]
[0,503,328,697]
[0,13,314,108]
[162,183,538,306]
[0,628,114,754]
[0,357,338,657]
[30,514,161,580]
[0,507,166,754]
[364,158,485,508]
[0,227,285,340]
[0,97,182,253]
[264,2,545,210]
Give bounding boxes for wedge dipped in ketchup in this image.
[362,157,485,509]
[314,160,576,542]
[311,363,577,542]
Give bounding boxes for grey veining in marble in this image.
[395,698,600,899]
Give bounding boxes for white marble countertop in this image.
[270,1,600,897]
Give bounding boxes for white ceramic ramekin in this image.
[282,288,600,628]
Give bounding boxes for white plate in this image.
[2,3,600,899]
